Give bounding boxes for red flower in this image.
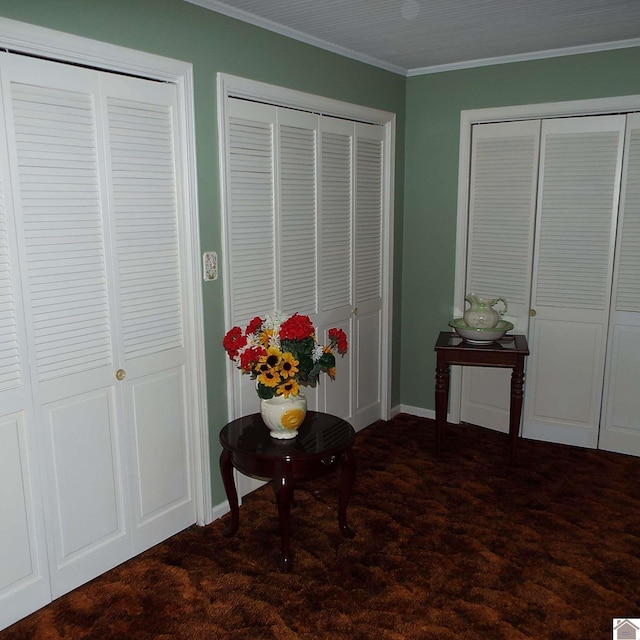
[279,313,314,341]
[222,326,246,359]
[239,346,266,372]
[328,327,348,355]
[246,316,263,335]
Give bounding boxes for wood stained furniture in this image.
[434,332,530,463]
[219,411,356,572]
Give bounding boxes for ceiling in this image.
[185,0,640,75]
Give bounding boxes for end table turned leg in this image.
[338,447,356,539]
[509,366,526,465]
[435,363,450,457]
[220,449,239,537]
[273,462,294,573]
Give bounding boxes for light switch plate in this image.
[203,251,218,281]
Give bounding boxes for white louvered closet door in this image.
[224,99,385,431]
[225,99,278,419]
[0,72,51,628]
[318,116,354,422]
[102,73,195,555]
[461,121,540,432]
[600,113,640,456]
[0,54,195,601]
[2,57,131,598]
[351,123,384,428]
[523,115,625,448]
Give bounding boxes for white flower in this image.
[312,344,324,362]
[263,310,287,333]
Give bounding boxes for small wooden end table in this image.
[434,331,529,463]
[219,411,356,572]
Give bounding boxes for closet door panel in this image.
[318,117,354,420]
[278,109,317,317]
[42,388,126,597]
[526,319,604,444]
[461,120,540,431]
[0,59,51,627]
[600,114,640,455]
[127,365,191,551]
[102,75,195,551]
[0,56,131,598]
[224,99,277,420]
[523,115,625,448]
[0,411,51,629]
[351,124,384,429]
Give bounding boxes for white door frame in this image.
[216,72,396,425]
[453,93,640,427]
[0,16,212,525]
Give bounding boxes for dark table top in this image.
[220,411,356,462]
[435,331,529,354]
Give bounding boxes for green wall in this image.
[0,0,406,506]
[402,47,640,410]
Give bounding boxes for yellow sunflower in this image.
[277,379,299,398]
[278,352,299,379]
[257,369,281,387]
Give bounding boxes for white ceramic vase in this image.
[260,392,307,439]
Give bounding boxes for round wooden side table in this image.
[219,410,356,572]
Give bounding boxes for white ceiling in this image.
[185,0,640,75]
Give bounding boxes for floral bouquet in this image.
[223,311,348,400]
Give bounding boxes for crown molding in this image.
[184,1,640,78]
[183,0,406,75]
[401,38,640,76]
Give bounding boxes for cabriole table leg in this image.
[220,449,239,537]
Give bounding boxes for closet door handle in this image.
[529,309,537,317]
[115,369,126,381]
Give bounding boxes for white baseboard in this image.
[394,404,436,420]
[210,500,230,523]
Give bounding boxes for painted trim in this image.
[217,73,395,425]
[452,93,640,426]
[0,16,212,525]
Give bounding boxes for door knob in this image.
[115,369,126,381]
[529,309,537,317]
[352,307,358,315]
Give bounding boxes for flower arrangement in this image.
[223,311,348,400]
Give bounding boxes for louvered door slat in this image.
[279,122,317,315]
[466,123,540,306]
[535,131,621,309]
[355,136,382,304]
[320,130,352,311]
[615,126,640,312]
[108,97,184,359]
[0,181,21,391]
[228,112,276,325]
[11,82,113,381]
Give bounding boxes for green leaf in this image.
[256,383,276,400]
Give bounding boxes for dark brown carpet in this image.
[3,414,640,639]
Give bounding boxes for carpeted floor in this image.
[2,414,639,639]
